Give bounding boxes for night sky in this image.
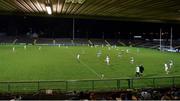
[0,15,180,39]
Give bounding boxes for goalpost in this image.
[170,27,173,50]
[160,27,175,52]
[160,28,162,51]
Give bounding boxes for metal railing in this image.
[0,75,179,93]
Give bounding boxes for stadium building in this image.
[0,0,179,100]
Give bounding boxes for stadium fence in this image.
[0,75,179,93]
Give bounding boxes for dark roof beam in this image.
[29,0,40,12]
[14,0,30,12]
[0,0,16,10]
[60,0,65,14]
[78,0,104,14]
[85,0,112,15]
[74,0,100,14]
[66,2,75,14]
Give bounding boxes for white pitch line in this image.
[79,60,102,79]
[70,50,113,85]
[68,49,102,79]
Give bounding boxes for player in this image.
[97,50,102,57]
[121,50,124,52]
[164,63,169,74]
[101,74,104,79]
[117,52,122,58]
[24,45,27,50]
[38,46,41,50]
[53,40,56,45]
[102,44,104,48]
[33,39,37,45]
[126,49,129,53]
[139,64,144,76]
[105,55,110,65]
[130,57,134,64]
[169,60,173,69]
[135,65,140,77]
[12,47,15,52]
[77,54,80,61]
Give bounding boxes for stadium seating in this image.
[0,87,179,100]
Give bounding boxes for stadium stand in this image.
[90,39,106,45]
[0,36,180,51]
[73,38,89,46]
[0,87,179,100]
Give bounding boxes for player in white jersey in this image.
[101,74,104,79]
[130,57,134,64]
[24,45,27,50]
[169,60,173,69]
[105,55,110,65]
[13,47,15,52]
[135,65,140,77]
[102,44,104,48]
[77,54,80,61]
[118,52,122,58]
[126,49,129,53]
[97,50,102,57]
[164,63,169,74]
[38,46,41,50]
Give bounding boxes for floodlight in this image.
[46,5,52,15]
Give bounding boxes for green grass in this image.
[0,45,179,92]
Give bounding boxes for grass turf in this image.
[0,45,179,91]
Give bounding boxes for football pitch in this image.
[0,44,180,91]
